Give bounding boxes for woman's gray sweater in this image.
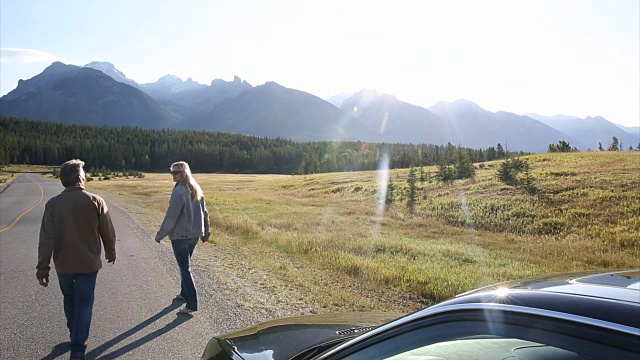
[155,181,210,241]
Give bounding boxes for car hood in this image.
[200,312,403,360]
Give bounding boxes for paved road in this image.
[0,174,235,359]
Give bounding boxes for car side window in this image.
[340,311,639,360]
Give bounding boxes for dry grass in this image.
[84,151,640,313]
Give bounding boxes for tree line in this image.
[548,138,639,153]
[1,117,521,174]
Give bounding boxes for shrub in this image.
[497,157,537,195]
[436,163,456,183]
[385,178,396,205]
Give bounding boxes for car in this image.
[201,269,640,360]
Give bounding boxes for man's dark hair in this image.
[59,159,85,187]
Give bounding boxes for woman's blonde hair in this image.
[171,161,203,201]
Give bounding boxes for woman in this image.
[155,161,210,314]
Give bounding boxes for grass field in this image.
[58,151,640,312]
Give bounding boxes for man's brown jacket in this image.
[37,186,116,277]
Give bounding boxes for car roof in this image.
[317,270,640,358]
[460,268,640,302]
[427,269,640,329]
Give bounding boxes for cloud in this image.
[0,48,64,64]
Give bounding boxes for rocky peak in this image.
[155,74,182,84]
[83,61,139,88]
[84,61,125,77]
[2,62,80,101]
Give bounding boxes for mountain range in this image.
[1,61,638,153]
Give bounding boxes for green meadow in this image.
[78,151,640,312]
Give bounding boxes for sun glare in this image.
[373,150,390,238]
[379,112,389,135]
[495,287,510,297]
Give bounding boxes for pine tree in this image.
[436,162,455,183]
[496,143,505,159]
[385,177,396,205]
[521,165,537,195]
[485,146,497,161]
[454,146,475,179]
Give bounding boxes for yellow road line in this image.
[0,175,45,233]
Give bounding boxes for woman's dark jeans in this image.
[57,270,98,358]
[171,238,199,310]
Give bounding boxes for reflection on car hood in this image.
[200,312,403,360]
[460,269,640,303]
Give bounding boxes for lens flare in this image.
[373,149,390,238]
[495,287,510,297]
[379,112,389,134]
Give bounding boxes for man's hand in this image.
[201,234,210,243]
[105,250,116,264]
[37,273,49,287]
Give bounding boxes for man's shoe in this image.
[69,354,86,360]
[178,306,196,314]
[174,294,185,302]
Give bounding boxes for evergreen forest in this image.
[1,117,518,174]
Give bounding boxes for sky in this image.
[1,0,638,127]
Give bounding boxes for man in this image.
[37,159,116,360]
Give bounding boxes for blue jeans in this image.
[57,271,98,357]
[171,238,199,310]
